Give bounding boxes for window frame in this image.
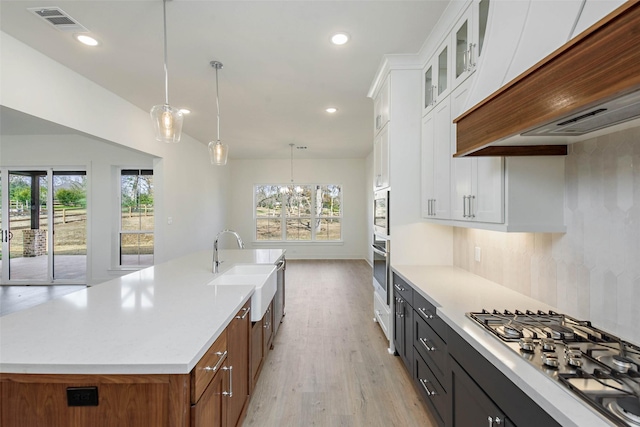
[254,183,343,243]
[118,169,154,267]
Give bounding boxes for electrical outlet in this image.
[167,216,173,225]
[67,386,99,407]
[474,246,481,262]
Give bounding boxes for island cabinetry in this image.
[225,301,251,427]
[0,373,190,427]
[191,299,250,427]
[250,298,274,391]
[191,329,228,427]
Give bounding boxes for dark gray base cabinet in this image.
[451,358,514,427]
[393,275,414,373]
[391,272,562,427]
[449,332,561,427]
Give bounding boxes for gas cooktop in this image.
[467,309,640,427]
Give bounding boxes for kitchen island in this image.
[0,248,285,427]
[392,265,619,427]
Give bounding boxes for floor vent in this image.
[28,7,88,32]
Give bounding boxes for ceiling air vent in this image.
[28,7,88,32]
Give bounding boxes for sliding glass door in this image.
[0,169,86,284]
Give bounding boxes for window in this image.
[255,184,342,241]
[120,169,154,266]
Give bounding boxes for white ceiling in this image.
[0,0,449,159]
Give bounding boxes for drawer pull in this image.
[417,307,435,320]
[419,378,436,397]
[488,416,503,426]
[236,307,251,319]
[204,350,228,373]
[419,337,436,352]
[222,366,233,397]
[394,283,406,292]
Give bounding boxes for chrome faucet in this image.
[213,229,245,273]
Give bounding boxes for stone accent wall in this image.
[22,229,47,257]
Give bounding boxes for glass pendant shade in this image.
[209,140,228,165]
[150,0,183,143]
[151,104,184,143]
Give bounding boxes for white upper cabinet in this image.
[450,76,503,223]
[422,40,450,116]
[452,0,490,89]
[422,97,451,219]
[374,124,390,190]
[373,75,390,135]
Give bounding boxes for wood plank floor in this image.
[243,259,436,427]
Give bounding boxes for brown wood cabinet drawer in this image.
[415,351,448,427]
[392,273,413,307]
[191,330,228,403]
[414,313,447,385]
[413,291,448,343]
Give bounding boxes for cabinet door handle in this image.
[417,307,434,320]
[236,306,251,319]
[469,195,476,218]
[463,195,468,218]
[396,298,404,318]
[468,43,476,69]
[419,337,436,352]
[394,283,405,292]
[222,365,233,397]
[204,350,228,373]
[419,378,436,396]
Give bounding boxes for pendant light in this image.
[208,60,229,165]
[150,0,183,143]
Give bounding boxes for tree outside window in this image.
[255,184,342,241]
[120,169,154,266]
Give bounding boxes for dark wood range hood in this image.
[454,1,640,157]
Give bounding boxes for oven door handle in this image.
[372,245,387,257]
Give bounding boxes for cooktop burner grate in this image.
[467,309,640,427]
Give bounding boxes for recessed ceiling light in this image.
[74,34,99,46]
[325,107,338,113]
[179,108,191,114]
[331,33,350,45]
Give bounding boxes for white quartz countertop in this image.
[0,249,285,375]
[392,265,614,427]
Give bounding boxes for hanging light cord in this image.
[290,143,294,184]
[215,65,221,142]
[162,0,169,105]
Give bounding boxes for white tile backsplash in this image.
[453,125,640,344]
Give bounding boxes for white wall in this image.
[1,32,230,283]
[228,158,368,259]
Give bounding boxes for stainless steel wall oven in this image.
[372,234,390,305]
[373,189,390,237]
